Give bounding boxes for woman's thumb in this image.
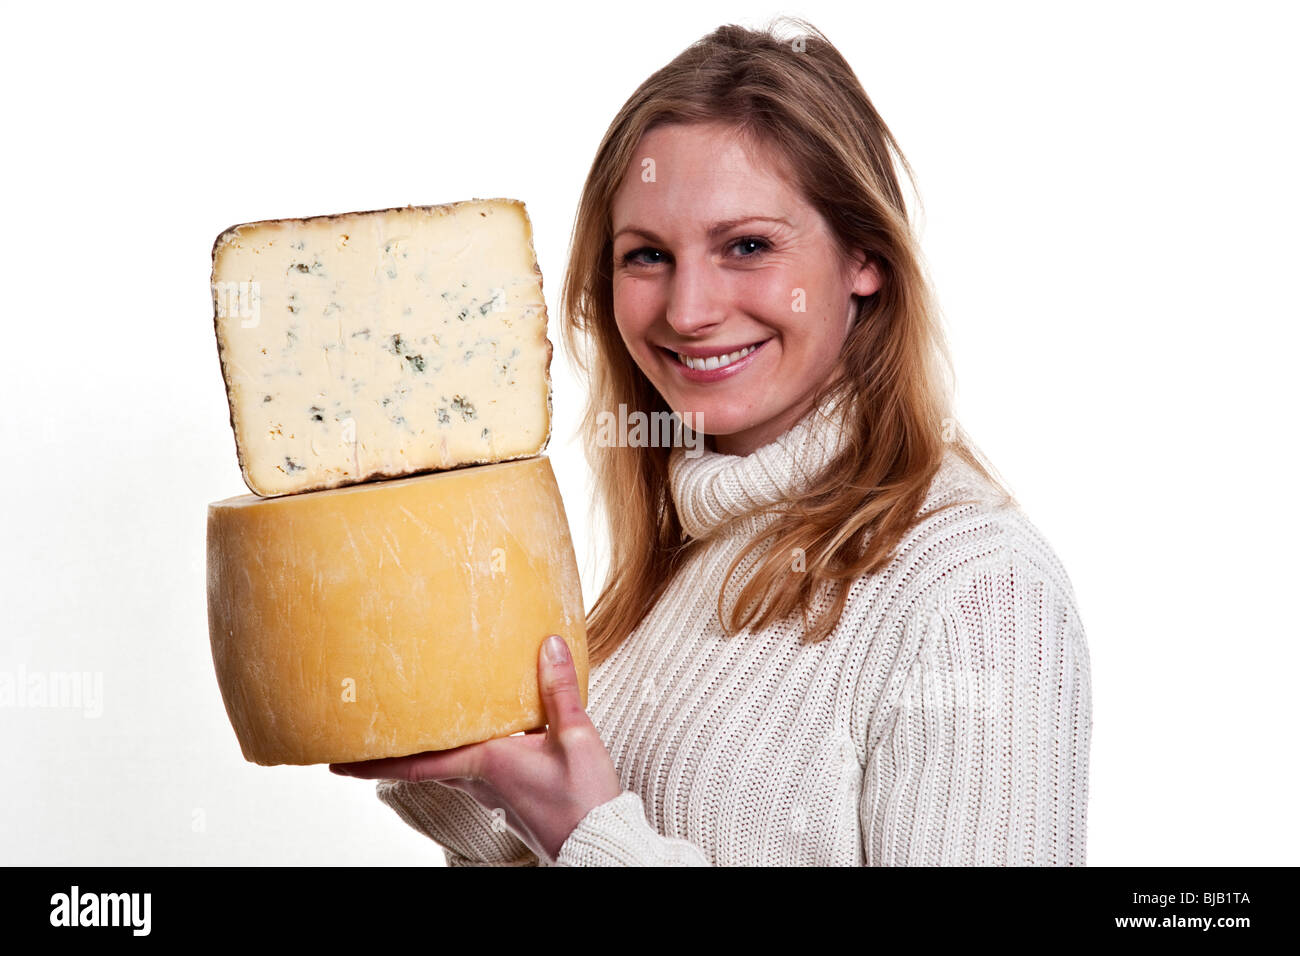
[539,635,586,730]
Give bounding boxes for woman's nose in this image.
[664,258,726,337]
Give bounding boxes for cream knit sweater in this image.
[376,402,1093,866]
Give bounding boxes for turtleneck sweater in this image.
[375,401,1093,865]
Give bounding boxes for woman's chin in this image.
[670,406,761,439]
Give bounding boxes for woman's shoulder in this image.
[888,447,1083,615]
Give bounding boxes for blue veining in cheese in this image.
[211,199,553,497]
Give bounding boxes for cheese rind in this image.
[211,199,553,497]
[206,455,586,766]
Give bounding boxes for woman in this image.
[332,18,1092,866]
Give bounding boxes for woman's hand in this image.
[329,634,622,864]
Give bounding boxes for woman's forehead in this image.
[612,124,805,235]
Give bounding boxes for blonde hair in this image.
[561,17,1013,666]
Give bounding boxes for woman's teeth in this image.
[676,343,758,371]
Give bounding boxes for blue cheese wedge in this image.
[211,199,552,497]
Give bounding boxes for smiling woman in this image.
[609,121,883,454]
[369,16,1093,867]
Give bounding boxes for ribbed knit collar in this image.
[668,397,851,539]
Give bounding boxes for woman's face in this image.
[610,121,881,456]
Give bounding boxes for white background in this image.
[2,0,1295,865]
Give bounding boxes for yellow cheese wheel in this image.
[206,456,587,766]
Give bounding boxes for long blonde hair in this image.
[561,17,1013,666]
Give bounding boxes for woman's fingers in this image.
[538,635,590,736]
[330,742,481,782]
[330,722,550,782]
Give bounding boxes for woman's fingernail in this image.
[544,635,569,665]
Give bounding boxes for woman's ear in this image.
[851,252,883,298]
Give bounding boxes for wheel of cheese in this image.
[206,455,586,766]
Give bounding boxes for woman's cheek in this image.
[613,287,669,386]
[730,268,798,337]
[613,279,660,339]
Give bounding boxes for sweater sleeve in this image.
[861,548,1092,866]
[375,779,540,867]
[377,777,711,867]
[549,791,712,866]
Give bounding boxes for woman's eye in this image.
[619,237,768,267]
[729,236,770,257]
[621,247,665,267]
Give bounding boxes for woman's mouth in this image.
[661,339,770,381]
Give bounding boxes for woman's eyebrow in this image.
[612,216,791,243]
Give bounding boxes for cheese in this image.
[211,199,552,497]
[206,455,586,766]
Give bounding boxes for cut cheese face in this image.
[211,199,552,497]
[206,455,586,766]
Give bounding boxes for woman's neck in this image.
[709,394,819,457]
